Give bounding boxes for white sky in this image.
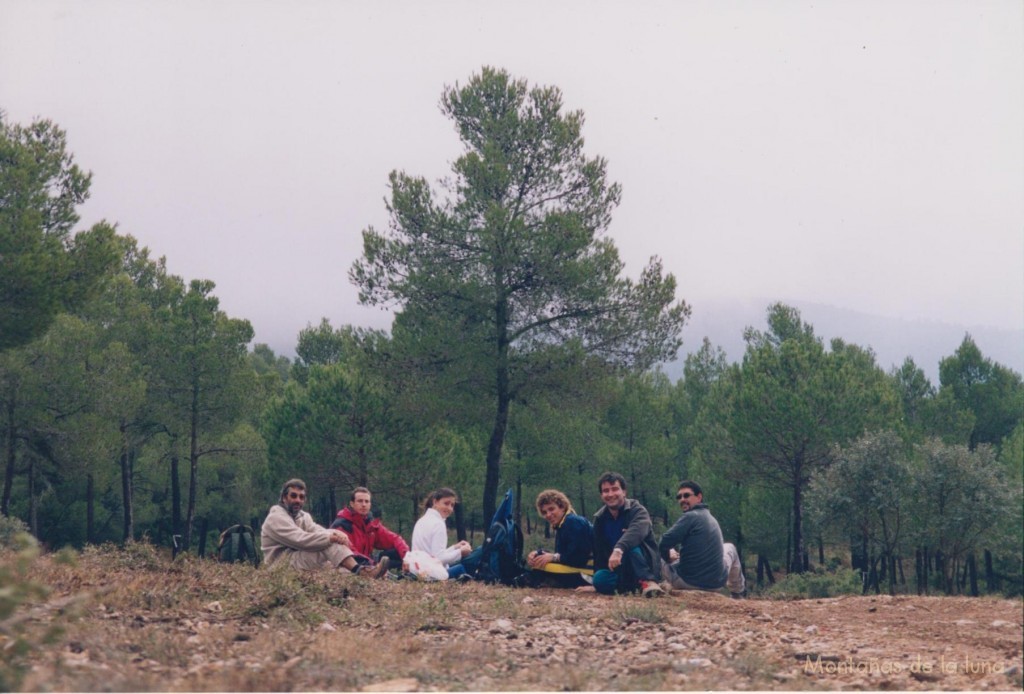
[2,0,1022,357]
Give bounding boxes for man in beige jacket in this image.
[261,478,389,578]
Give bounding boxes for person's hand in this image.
[669,548,680,562]
[526,550,538,566]
[575,585,596,593]
[532,552,553,569]
[331,530,350,546]
[608,547,623,571]
[458,541,472,557]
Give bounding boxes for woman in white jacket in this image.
[411,487,472,579]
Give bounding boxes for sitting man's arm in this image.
[658,514,689,562]
[375,523,410,559]
[263,508,337,552]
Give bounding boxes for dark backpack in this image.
[470,489,525,585]
[218,524,262,567]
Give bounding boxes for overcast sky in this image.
[2,1,1022,358]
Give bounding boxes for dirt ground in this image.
[7,549,1024,692]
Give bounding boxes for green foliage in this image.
[809,430,914,593]
[0,515,34,550]
[762,567,862,599]
[351,66,688,521]
[939,335,1024,449]
[0,115,119,350]
[726,303,900,572]
[0,536,53,691]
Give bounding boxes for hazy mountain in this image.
[666,297,1024,385]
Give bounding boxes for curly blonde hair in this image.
[535,489,570,514]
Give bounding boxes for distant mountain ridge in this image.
[666,297,1024,385]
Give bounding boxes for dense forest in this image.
[2,68,1021,598]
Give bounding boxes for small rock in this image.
[953,619,975,626]
[490,618,514,633]
[520,596,535,605]
[204,600,222,613]
[990,620,1013,628]
[318,622,337,632]
[804,625,818,634]
[673,657,713,671]
[910,670,943,683]
[363,678,419,692]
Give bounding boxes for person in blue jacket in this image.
[521,489,593,588]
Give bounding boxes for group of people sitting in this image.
[259,471,746,599]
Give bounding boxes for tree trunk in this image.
[887,553,897,596]
[967,553,979,597]
[454,500,466,542]
[915,548,924,595]
[183,379,200,553]
[984,550,997,593]
[818,536,825,566]
[790,467,806,574]
[120,424,133,542]
[27,456,38,538]
[86,472,95,544]
[483,308,511,524]
[785,509,792,575]
[483,390,510,526]
[171,451,181,542]
[3,397,17,516]
[867,556,880,594]
[197,517,208,557]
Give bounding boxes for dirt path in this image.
[15,567,1022,691]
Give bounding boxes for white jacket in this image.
[411,507,462,566]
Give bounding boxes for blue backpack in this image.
[470,489,525,585]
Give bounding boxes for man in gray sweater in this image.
[261,478,388,578]
[658,480,745,598]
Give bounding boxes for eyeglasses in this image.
[676,492,694,500]
[288,492,306,500]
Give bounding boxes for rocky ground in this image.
[3,544,1022,691]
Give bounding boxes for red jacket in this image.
[331,507,409,559]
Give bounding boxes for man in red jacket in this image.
[331,487,409,568]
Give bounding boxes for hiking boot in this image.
[455,573,474,584]
[357,556,390,579]
[640,580,665,598]
[730,590,747,600]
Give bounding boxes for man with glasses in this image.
[658,480,745,598]
[261,478,389,578]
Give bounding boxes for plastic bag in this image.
[402,550,449,581]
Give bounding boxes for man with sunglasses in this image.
[261,478,389,578]
[658,480,745,598]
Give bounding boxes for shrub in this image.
[763,567,862,599]
[0,515,34,551]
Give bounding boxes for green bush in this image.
[763,567,862,599]
[0,535,52,690]
[0,515,34,551]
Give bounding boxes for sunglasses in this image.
[676,492,695,500]
[287,492,306,500]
